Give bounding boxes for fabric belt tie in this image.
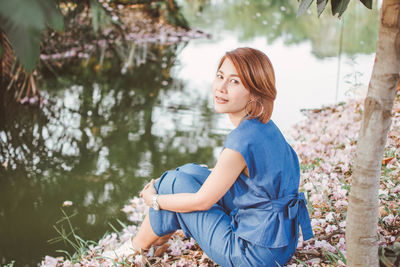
[287,192,314,241]
[230,192,314,241]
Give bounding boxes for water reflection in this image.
[0,43,225,266]
[182,0,379,58]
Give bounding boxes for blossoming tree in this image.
[298,0,400,266]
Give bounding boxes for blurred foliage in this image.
[89,0,114,33]
[147,0,189,29]
[0,0,64,72]
[182,0,378,58]
[297,0,372,17]
[0,0,187,74]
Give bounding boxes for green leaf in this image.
[116,219,127,228]
[331,0,350,17]
[0,0,64,72]
[360,0,373,9]
[56,249,73,259]
[297,0,314,17]
[108,222,120,233]
[0,0,46,30]
[0,15,41,72]
[334,245,347,263]
[317,0,328,17]
[90,0,101,32]
[38,1,64,31]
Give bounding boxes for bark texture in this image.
[346,1,400,266]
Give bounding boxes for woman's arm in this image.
[140,148,246,213]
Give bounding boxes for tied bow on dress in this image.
[286,192,314,241]
[230,192,313,248]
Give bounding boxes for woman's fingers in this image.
[140,179,157,199]
[144,179,155,188]
[143,181,152,190]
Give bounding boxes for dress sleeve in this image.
[223,126,254,178]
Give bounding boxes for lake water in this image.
[0,0,378,266]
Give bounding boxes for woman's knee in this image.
[172,172,202,194]
[178,163,204,174]
[177,163,210,183]
[156,169,202,195]
[155,170,177,194]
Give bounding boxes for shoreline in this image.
[40,4,210,63]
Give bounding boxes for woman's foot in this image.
[101,238,138,260]
[153,232,175,246]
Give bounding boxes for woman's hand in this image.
[140,179,157,207]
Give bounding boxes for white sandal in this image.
[102,239,138,260]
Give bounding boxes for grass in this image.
[48,209,111,264]
[322,246,346,265]
[1,261,15,267]
[294,258,312,266]
[294,245,346,266]
[45,209,146,266]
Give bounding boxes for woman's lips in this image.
[215,96,228,104]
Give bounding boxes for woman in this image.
[103,47,313,266]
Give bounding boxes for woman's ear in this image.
[249,93,260,100]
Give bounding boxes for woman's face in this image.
[213,58,250,118]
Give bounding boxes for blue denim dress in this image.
[149,119,313,267]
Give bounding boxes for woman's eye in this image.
[230,79,239,84]
[216,74,223,79]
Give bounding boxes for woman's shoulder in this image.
[233,118,279,138]
[225,119,278,150]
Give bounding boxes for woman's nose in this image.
[216,79,228,93]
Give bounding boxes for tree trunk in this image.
[346,1,400,266]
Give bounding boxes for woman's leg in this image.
[153,232,175,246]
[147,168,242,266]
[147,164,235,239]
[130,164,237,260]
[103,164,230,258]
[177,163,236,213]
[131,210,176,249]
[129,164,213,249]
[131,211,160,250]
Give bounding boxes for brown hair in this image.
[217,47,277,124]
